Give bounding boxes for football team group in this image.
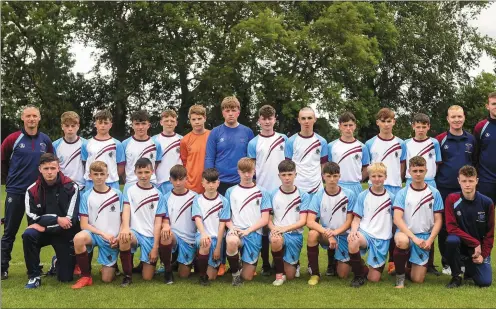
[1,94,494,291]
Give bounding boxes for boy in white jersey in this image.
[122,110,162,190]
[118,158,167,287]
[404,113,442,188]
[81,110,125,191]
[306,162,356,286]
[347,163,395,288]
[247,105,287,276]
[159,165,198,283]
[268,160,309,286]
[192,168,229,285]
[71,161,122,289]
[285,106,328,196]
[224,158,272,286]
[53,111,87,191]
[392,156,443,288]
[154,109,182,195]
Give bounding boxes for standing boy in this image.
[192,168,229,285]
[306,162,356,285]
[81,110,125,191]
[154,109,182,195]
[180,105,210,194]
[71,161,123,289]
[224,158,272,286]
[392,156,444,288]
[268,160,309,286]
[53,111,87,191]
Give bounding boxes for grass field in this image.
[1,184,496,308]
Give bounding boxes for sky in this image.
[70,3,496,77]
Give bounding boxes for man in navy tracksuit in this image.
[473,92,496,203]
[1,106,53,280]
[444,165,494,288]
[435,105,476,274]
[22,153,80,288]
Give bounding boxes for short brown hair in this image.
[278,160,296,173]
[338,112,356,124]
[94,109,112,122]
[89,161,108,173]
[322,162,340,175]
[61,111,80,125]
[161,109,178,119]
[237,157,255,173]
[409,156,426,168]
[39,153,59,166]
[459,165,477,178]
[170,164,187,180]
[202,168,219,182]
[376,108,395,120]
[221,96,240,110]
[188,105,206,118]
[135,158,153,170]
[488,92,496,100]
[131,110,150,122]
[412,113,430,125]
[259,105,276,118]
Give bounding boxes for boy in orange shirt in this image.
[180,105,210,194]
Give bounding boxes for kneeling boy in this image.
[192,168,229,285]
[347,162,395,287]
[72,161,123,289]
[268,160,310,286]
[224,158,272,286]
[306,162,356,285]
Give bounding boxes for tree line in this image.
[2,1,496,142]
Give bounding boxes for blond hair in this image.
[188,105,206,118]
[61,111,80,125]
[221,96,240,110]
[161,109,177,119]
[367,162,387,176]
[89,161,108,173]
[237,157,255,173]
[447,105,464,115]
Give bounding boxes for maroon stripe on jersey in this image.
[239,193,263,213]
[381,144,401,162]
[338,147,362,164]
[203,203,224,221]
[301,140,321,161]
[370,200,392,221]
[95,144,117,160]
[134,194,159,213]
[65,148,82,167]
[281,197,301,221]
[416,142,433,156]
[242,191,262,205]
[412,194,434,217]
[162,140,181,158]
[418,144,434,157]
[97,194,120,212]
[141,147,157,159]
[97,194,119,214]
[331,197,349,216]
[285,196,301,210]
[308,183,321,194]
[139,144,157,158]
[175,199,195,223]
[265,136,285,162]
[340,145,362,159]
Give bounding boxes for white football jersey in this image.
[365,136,406,188]
[393,184,444,234]
[224,184,272,235]
[404,138,442,181]
[81,137,125,183]
[247,132,287,192]
[164,189,197,244]
[269,187,310,234]
[79,187,122,237]
[328,139,369,184]
[192,193,230,238]
[353,188,395,240]
[123,183,166,237]
[307,187,356,234]
[53,137,87,188]
[285,133,328,194]
[122,136,162,185]
[153,133,183,184]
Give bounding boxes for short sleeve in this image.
[247,136,258,159]
[353,191,366,218]
[117,191,124,212]
[192,197,202,219]
[299,191,311,214]
[81,140,88,161]
[154,138,163,163]
[433,138,442,163]
[52,138,62,156]
[79,190,89,216]
[364,137,375,163]
[361,143,370,166]
[285,135,295,160]
[327,141,335,162]
[156,192,167,217]
[222,190,233,221]
[399,139,407,162]
[318,135,328,162]
[260,189,272,212]
[344,189,356,213]
[307,190,322,217]
[122,185,130,205]
[433,189,444,213]
[219,195,230,222]
[392,188,407,212]
[114,139,126,164]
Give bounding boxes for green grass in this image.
[1,184,496,308]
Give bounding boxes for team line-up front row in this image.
[26,153,494,290]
